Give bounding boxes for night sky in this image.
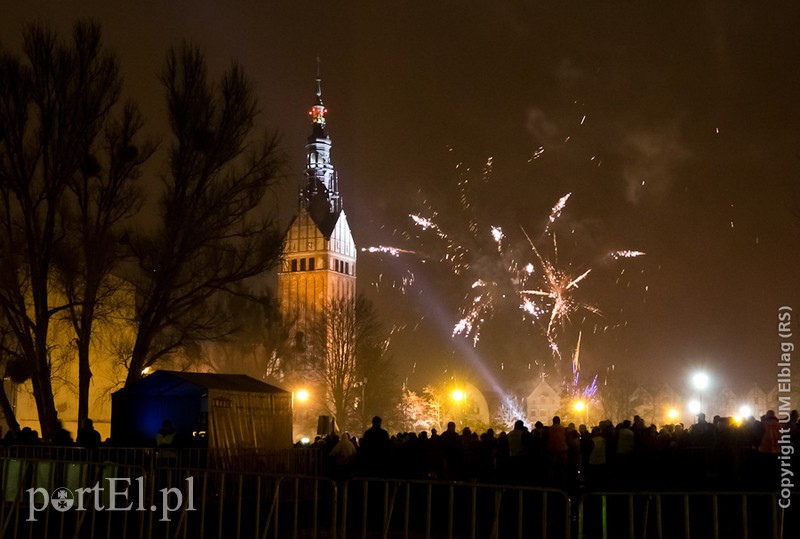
[3,2,799,396]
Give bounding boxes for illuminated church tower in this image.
[278,79,357,344]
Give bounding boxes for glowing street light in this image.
[691,371,710,415]
[296,389,310,403]
[451,389,467,426]
[739,405,752,418]
[692,372,710,390]
[574,400,588,425]
[667,408,680,421]
[688,399,701,415]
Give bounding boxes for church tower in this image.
[278,79,357,345]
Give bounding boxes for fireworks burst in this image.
[361,151,644,395]
[410,188,621,361]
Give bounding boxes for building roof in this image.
[113,370,290,397]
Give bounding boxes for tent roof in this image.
[113,370,291,397]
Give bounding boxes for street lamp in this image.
[739,405,752,418]
[451,389,466,426]
[294,389,310,442]
[691,372,710,414]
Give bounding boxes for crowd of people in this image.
[2,419,103,449]
[312,411,800,492]
[4,411,799,494]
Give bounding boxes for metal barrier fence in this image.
[577,491,798,539]
[342,477,571,539]
[0,446,321,476]
[0,454,797,539]
[0,457,338,539]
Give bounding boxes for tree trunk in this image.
[77,338,91,430]
[31,366,59,440]
[0,382,20,434]
[126,331,152,386]
[76,298,96,429]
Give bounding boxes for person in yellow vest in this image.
[156,420,176,448]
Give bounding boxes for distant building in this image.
[526,379,561,424]
[714,387,738,418]
[278,78,356,339]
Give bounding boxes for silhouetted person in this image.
[506,420,528,483]
[76,419,101,449]
[156,420,176,448]
[440,422,463,479]
[547,416,568,487]
[361,416,390,475]
[53,420,73,446]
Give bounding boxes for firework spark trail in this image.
[545,193,571,233]
[361,245,417,257]
[610,250,646,259]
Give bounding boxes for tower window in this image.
[309,258,315,271]
[335,259,340,272]
[291,259,297,272]
[345,262,349,275]
[300,259,306,271]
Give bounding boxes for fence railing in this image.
[0,454,797,539]
[0,445,321,476]
[342,477,571,539]
[576,491,788,539]
[0,457,337,539]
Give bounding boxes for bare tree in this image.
[0,322,23,432]
[200,292,294,380]
[124,44,284,384]
[596,367,642,424]
[0,21,123,438]
[307,295,396,432]
[309,297,359,429]
[354,297,397,431]
[55,103,153,428]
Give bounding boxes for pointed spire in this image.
[303,60,340,218]
[310,57,327,127]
